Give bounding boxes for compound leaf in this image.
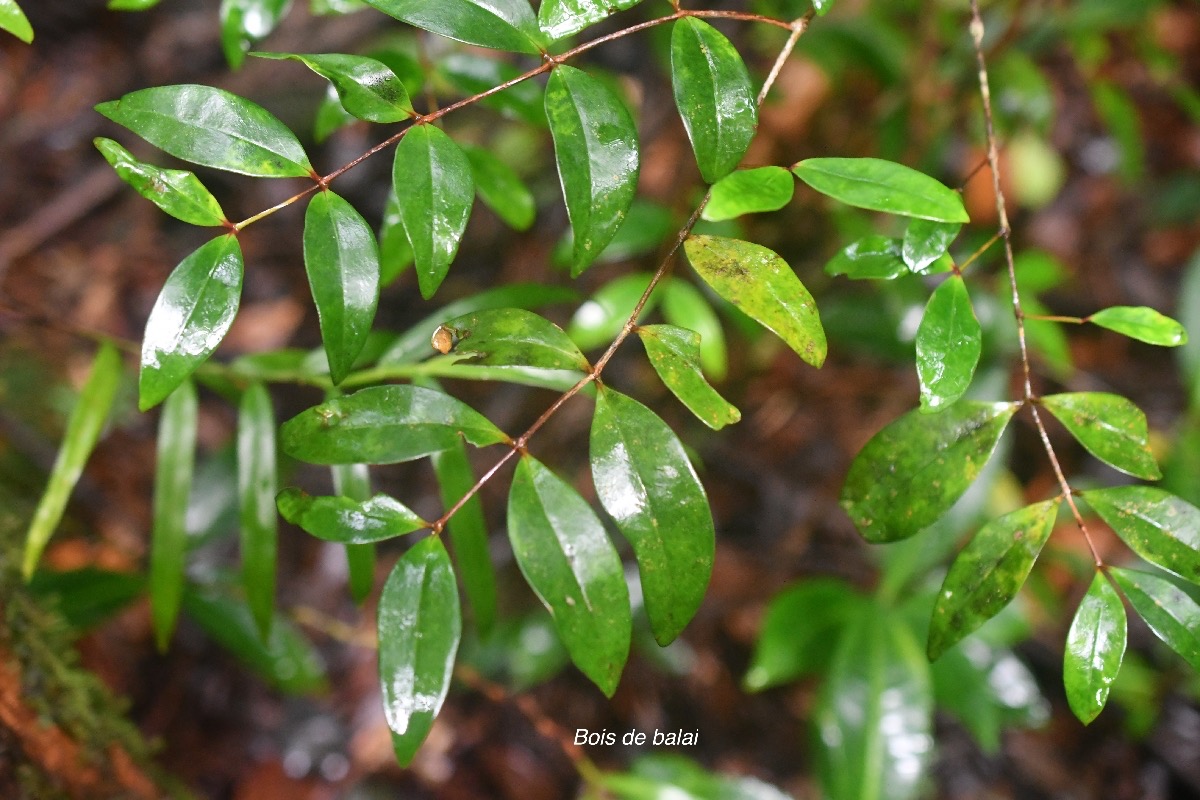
[702,166,794,222]
[1089,306,1187,347]
[793,157,968,223]
[915,274,982,412]
[151,381,198,651]
[360,0,542,54]
[538,0,642,40]
[1041,392,1161,480]
[277,487,427,543]
[94,138,227,226]
[1064,572,1126,724]
[637,324,739,430]
[1110,567,1200,672]
[1083,486,1200,583]
[824,235,907,280]
[0,0,33,43]
[902,219,961,274]
[434,307,590,372]
[238,382,278,639]
[252,52,414,122]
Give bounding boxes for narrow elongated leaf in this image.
[671,17,757,184]
[434,307,589,372]
[252,52,413,122]
[96,85,312,177]
[637,324,739,430]
[464,145,536,231]
[590,388,714,645]
[277,487,426,543]
[94,138,226,226]
[1110,567,1200,671]
[22,342,122,579]
[538,0,641,40]
[379,536,461,766]
[684,235,826,367]
[360,0,542,53]
[303,190,381,384]
[108,0,163,9]
[661,278,726,380]
[507,455,631,695]
[332,463,375,603]
[1089,306,1187,347]
[1084,486,1200,583]
[545,65,640,275]
[280,384,509,465]
[824,235,907,280]
[702,167,794,222]
[927,499,1059,660]
[1041,392,1161,480]
[841,401,1019,543]
[793,157,969,223]
[1064,572,1126,724]
[220,0,291,68]
[392,124,474,299]
[0,0,33,43]
[916,275,982,412]
[238,383,277,639]
[902,219,961,273]
[432,438,498,635]
[151,381,198,651]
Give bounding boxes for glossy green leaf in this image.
[824,235,907,280]
[252,52,414,122]
[432,437,498,635]
[916,275,982,412]
[1110,567,1200,671]
[238,383,277,639]
[360,0,541,54]
[463,145,536,231]
[332,463,375,603]
[378,184,414,285]
[553,199,676,269]
[507,454,631,695]
[277,487,426,543]
[600,754,793,800]
[545,65,640,276]
[902,219,960,274]
[1041,392,1161,480]
[702,167,794,222]
[1089,306,1187,347]
[0,0,33,42]
[94,138,226,226]
[109,0,164,9]
[671,17,757,184]
[841,401,1019,543]
[392,124,474,299]
[139,234,244,411]
[1083,486,1200,583]
[637,325,739,430]
[96,85,312,177]
[151,381,198,651]
[590,387,714,645]
[303,190,381,384]
[313,85,356,143]
[927,499,1059,660]
[683,235,826,367]
[22,342,123,579]
[435,307,590,372]
[437,52,546,126]
[1064,572,1126,724]
[280,384,509,465]
[538,0,641,40]
[793,157,969,223]
[661,278,727,380]
[568,273,658,352]
[220,0,291,68]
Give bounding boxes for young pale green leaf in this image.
[151,381,198,651]
[1064,572,1126,725]
[220,0,291,68]
[793,157,969,223]
[392,124,474,299]
[238,383,278,639]
[916,275,982,412]
[94,138,226,226]
[902,219,961,273]
[702,167,794,222]
[1083,486,1200,583]
[670,17,757,185]
[331,463,375,603]
[1089,306,1188,347]
[252,52,414,122]
[96,85,312,177]
[379,536,462,766]
[303,190,381,384]
[568,273,657,352]
[637,325,739,430]
[841,401,1019,543]
[139,235,244,411]
[508,454,631,696]
[360,0,542,54]
[538,0,641,40]
[661,278,727,380]
[435,307,590,372]
[22,342,122,580]
[432,438,498,635]
[280,384,510,465]
[824,235,907,280]
[0,0,33,42]
[463,145,536,231]
[1110,567,1200,672]
[590,388,714,645]
[927,499,1059,660]
[277,487,427,543]
[545,65,640,276]
[109,0,163,9]
[1041,392,1161,480]
[684,235,826,367]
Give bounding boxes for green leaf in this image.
[637,325,739,430]
[314,85,357,143]
[1110,567,1200,671]
[1064,572,1126,724]
[840,401,1019,543]
[568,273,657,352]
[1023,297,1074,378]
[683,235,826,367]
[902,219,961,274]
[463,145,536,231]
[392,124,474,299]
[238,383,278,639]
[220,0,291,68]
[303,190,381,384]
[590,387,714,645]
[916,275,982,412]
[109,0,164,9]
[332,463,375,603]
[1083,486,1200,583]
[139,235,244,411]
[661,278,727,380]
[435,307,590,372]
[538,0,641,40]
[1041,392,1161,480]
[553,199,676,269]
[432,437,498,635]
[927,499,1059,660]
[507,454,631,695]
[252,52,414,122]
[545,65,640,276]
[96,85,312,177]
[360,0,542,54]
[824,235,907,280]
[94,138,227,226]
[22,342,123,579]
[0,0,33,42]
[28,569,146,632]
[702,167,794,222]
[1089,306,1188,347]
[811,0,835,15]
[280,384,509,465]
[793,157,969,223]
[670,17,757,185]
[277,487,427,543]
[437,52,546,126]
[602,754,793,800]
[151,381,198,651]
